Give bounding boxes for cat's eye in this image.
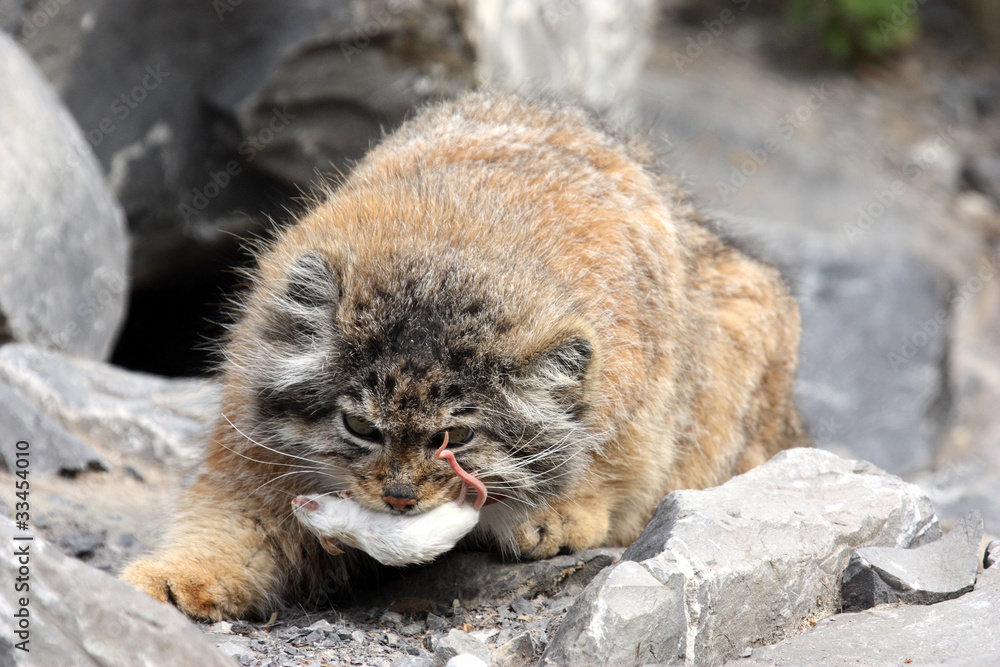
[343,413,381,441]
[430,427,474,449]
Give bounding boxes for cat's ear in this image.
[283,252,339,309]
[520,332,596,404]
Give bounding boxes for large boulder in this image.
[0,32,128,360]
[0,518,233,666]
[541,448,941,666]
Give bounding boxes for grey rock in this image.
[16,1,475,290]
[470,0,655,121]
[0,343,219,466]
[209,620,234,634]
[842,511,983,611]
[15,0,268,290]
[793,247,951,475]
[218,639,254,662]
[370,547,621,610]
[509,597,533,616]
[987,540,999,569]
[734,567,1000,666]
[210,1,472,191]
[0,518,233,666]
[0,378,108,476]
[433,629,490,667]
[491,631,538,667]
[0,33,128,360]
[542,448,941,667]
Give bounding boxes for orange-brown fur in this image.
[121,92,807,620]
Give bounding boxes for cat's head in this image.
[227,247,602,518]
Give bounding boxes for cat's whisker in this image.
[214,433,328,471]
[222,412,332,468]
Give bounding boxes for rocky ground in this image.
[2,1,1000,666]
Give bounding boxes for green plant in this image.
[787,0,921,64]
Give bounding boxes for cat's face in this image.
[233,250,598,518]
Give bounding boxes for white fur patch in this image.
[292,495,479,567]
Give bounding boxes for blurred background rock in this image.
[1,0,999,662]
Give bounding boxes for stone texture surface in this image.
[470,0,655,121]
[210,1,473,192]
[734,566,1000,666]
[541,448,941,667]
[0,379,108,476]
[792,247,952,476]
[0,518,233,666]
[841,512,983,611]
[0,33,128,360]
[0,343,218,467]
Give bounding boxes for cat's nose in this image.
[382,483,418,512]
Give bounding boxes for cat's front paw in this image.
[121,556,261,621]
[514,508,567,559]
[514,498,611,559]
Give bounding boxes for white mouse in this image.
[292,494,479,567]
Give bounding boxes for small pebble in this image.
[381,611,404,624]
[426,612,446,630]
[209,621,233,634]
[510,597,533,616]
[400,621,425,636]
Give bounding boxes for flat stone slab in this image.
[842,512,983,611]
[0,343,219,467]
[734,567,1000,666]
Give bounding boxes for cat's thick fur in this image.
[121,92,808,620]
